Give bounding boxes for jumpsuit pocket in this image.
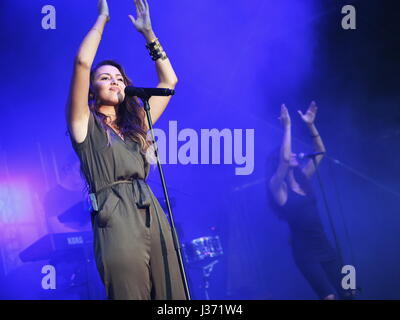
[95,189,120,227]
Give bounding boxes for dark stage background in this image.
[0,0,399,299]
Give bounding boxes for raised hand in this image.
[298,101,318,125]
[98,0,110,21]
[279,104,291,128]
[128,0,153,35]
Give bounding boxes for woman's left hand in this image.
[128,0,153,36]
[298,101,318,125]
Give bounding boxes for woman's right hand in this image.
[279,104,291,128]
[98,0,110,21]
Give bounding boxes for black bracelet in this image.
[145,38,168,61]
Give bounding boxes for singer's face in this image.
[92,65,126,105]
[289,153,299,167]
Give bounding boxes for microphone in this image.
[298,151,325,160]
[124,86,175,98]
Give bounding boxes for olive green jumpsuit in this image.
[70,112,186,300]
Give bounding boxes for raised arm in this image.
[269,104,292,205]
[66,0,110,143]
[298,101,326,178]
[128,0,177,129]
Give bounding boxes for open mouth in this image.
[109,87,120,92]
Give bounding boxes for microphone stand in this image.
[137,93,191,300]
[311,156,344,265]
[312,155,360,299]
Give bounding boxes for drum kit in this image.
[181,235,223,300]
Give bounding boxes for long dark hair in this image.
[89,60,150,155]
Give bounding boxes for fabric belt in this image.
[89,179,151,211]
